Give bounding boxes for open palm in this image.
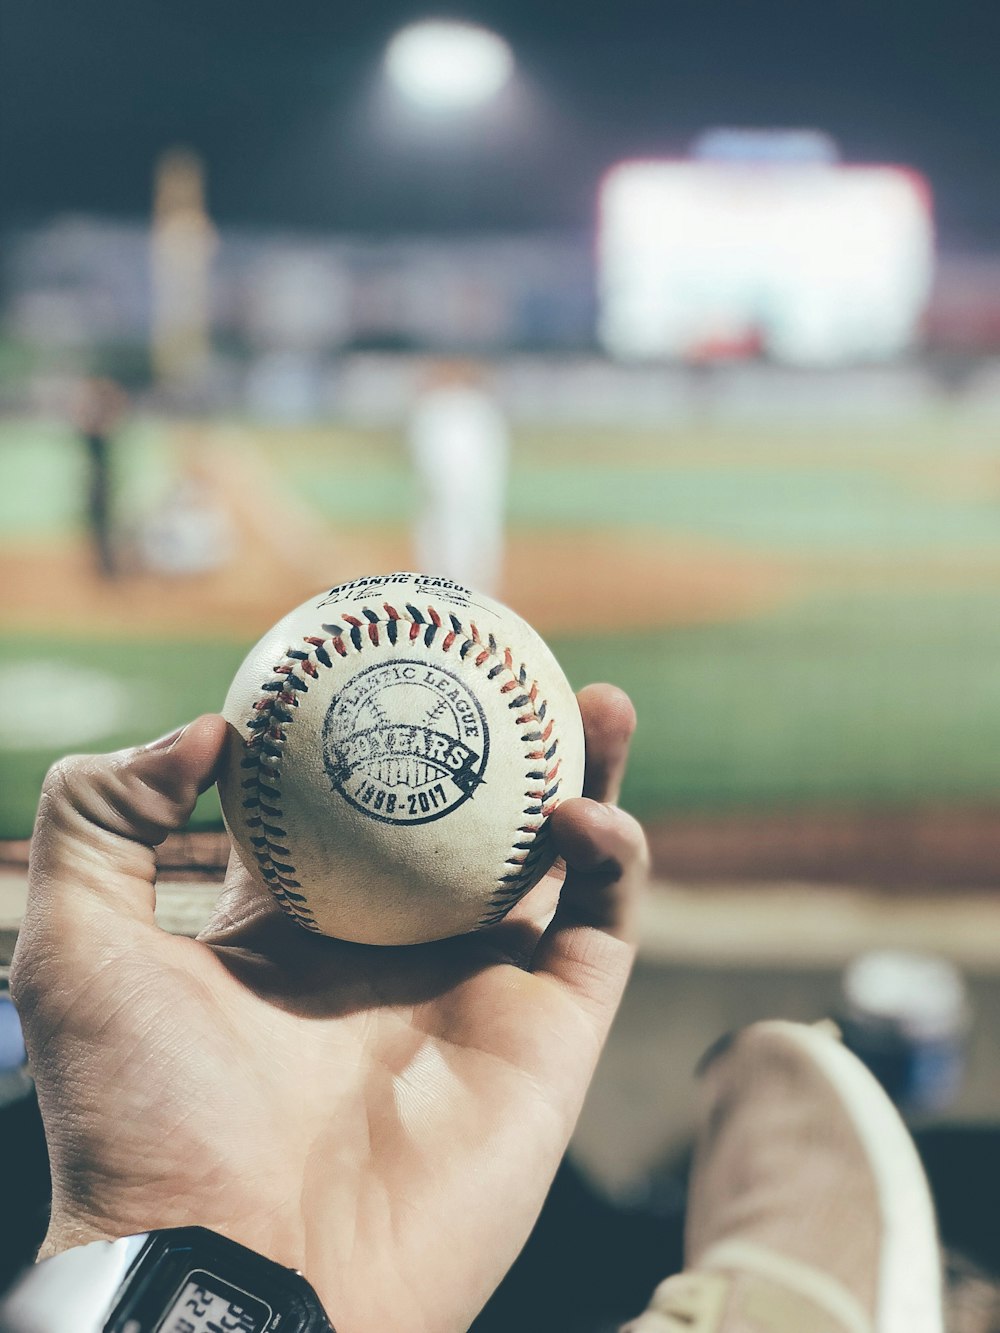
[11,684,647,1332]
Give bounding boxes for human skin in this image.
[11,683,648,1332]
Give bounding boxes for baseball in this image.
[217,572,585,945]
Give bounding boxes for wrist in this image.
[40,1202,308,1280]
[38,1206,124,1262]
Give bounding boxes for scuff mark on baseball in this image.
[217,571,585,945]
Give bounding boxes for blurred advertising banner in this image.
[597,152,935,367]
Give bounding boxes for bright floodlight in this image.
[385,20,514,112]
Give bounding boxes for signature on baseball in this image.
[317,573,492,617]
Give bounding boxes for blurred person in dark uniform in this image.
[72,377,128,578]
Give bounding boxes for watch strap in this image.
[0,1233,149,1333]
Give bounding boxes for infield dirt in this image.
[0,428,793,639]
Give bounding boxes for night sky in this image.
[3,0,1000,245]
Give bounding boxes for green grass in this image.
[272,419,1000,553]
[0,634,252,839]
[512,463,1000,549]
[556,588,1000,817]
[4,587,1000,838]
[0,418,176,538]
[9,413,1000,553]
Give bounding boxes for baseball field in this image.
[5,408,1000,881]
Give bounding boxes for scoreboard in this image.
[597,157,935,366]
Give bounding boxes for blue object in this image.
[0,998,27,1071]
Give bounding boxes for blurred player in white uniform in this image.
[407,361,508,596]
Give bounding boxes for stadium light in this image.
[384,19,514,113]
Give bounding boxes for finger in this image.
[530,796,649,1015]
[473,687,636,961]
[578,683,636,805]
[22,715,228,929]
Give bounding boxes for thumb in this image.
[21,715,228,931]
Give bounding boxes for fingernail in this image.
[143,725,188,751]
[695,1030,738,1078]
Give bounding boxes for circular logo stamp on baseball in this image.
[323,659,490,825]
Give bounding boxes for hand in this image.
[11,684,647,1332]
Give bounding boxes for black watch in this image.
[0,1226,335,1332]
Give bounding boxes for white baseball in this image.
[218,572,585,945]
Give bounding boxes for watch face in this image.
[157,1270,272,1333]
